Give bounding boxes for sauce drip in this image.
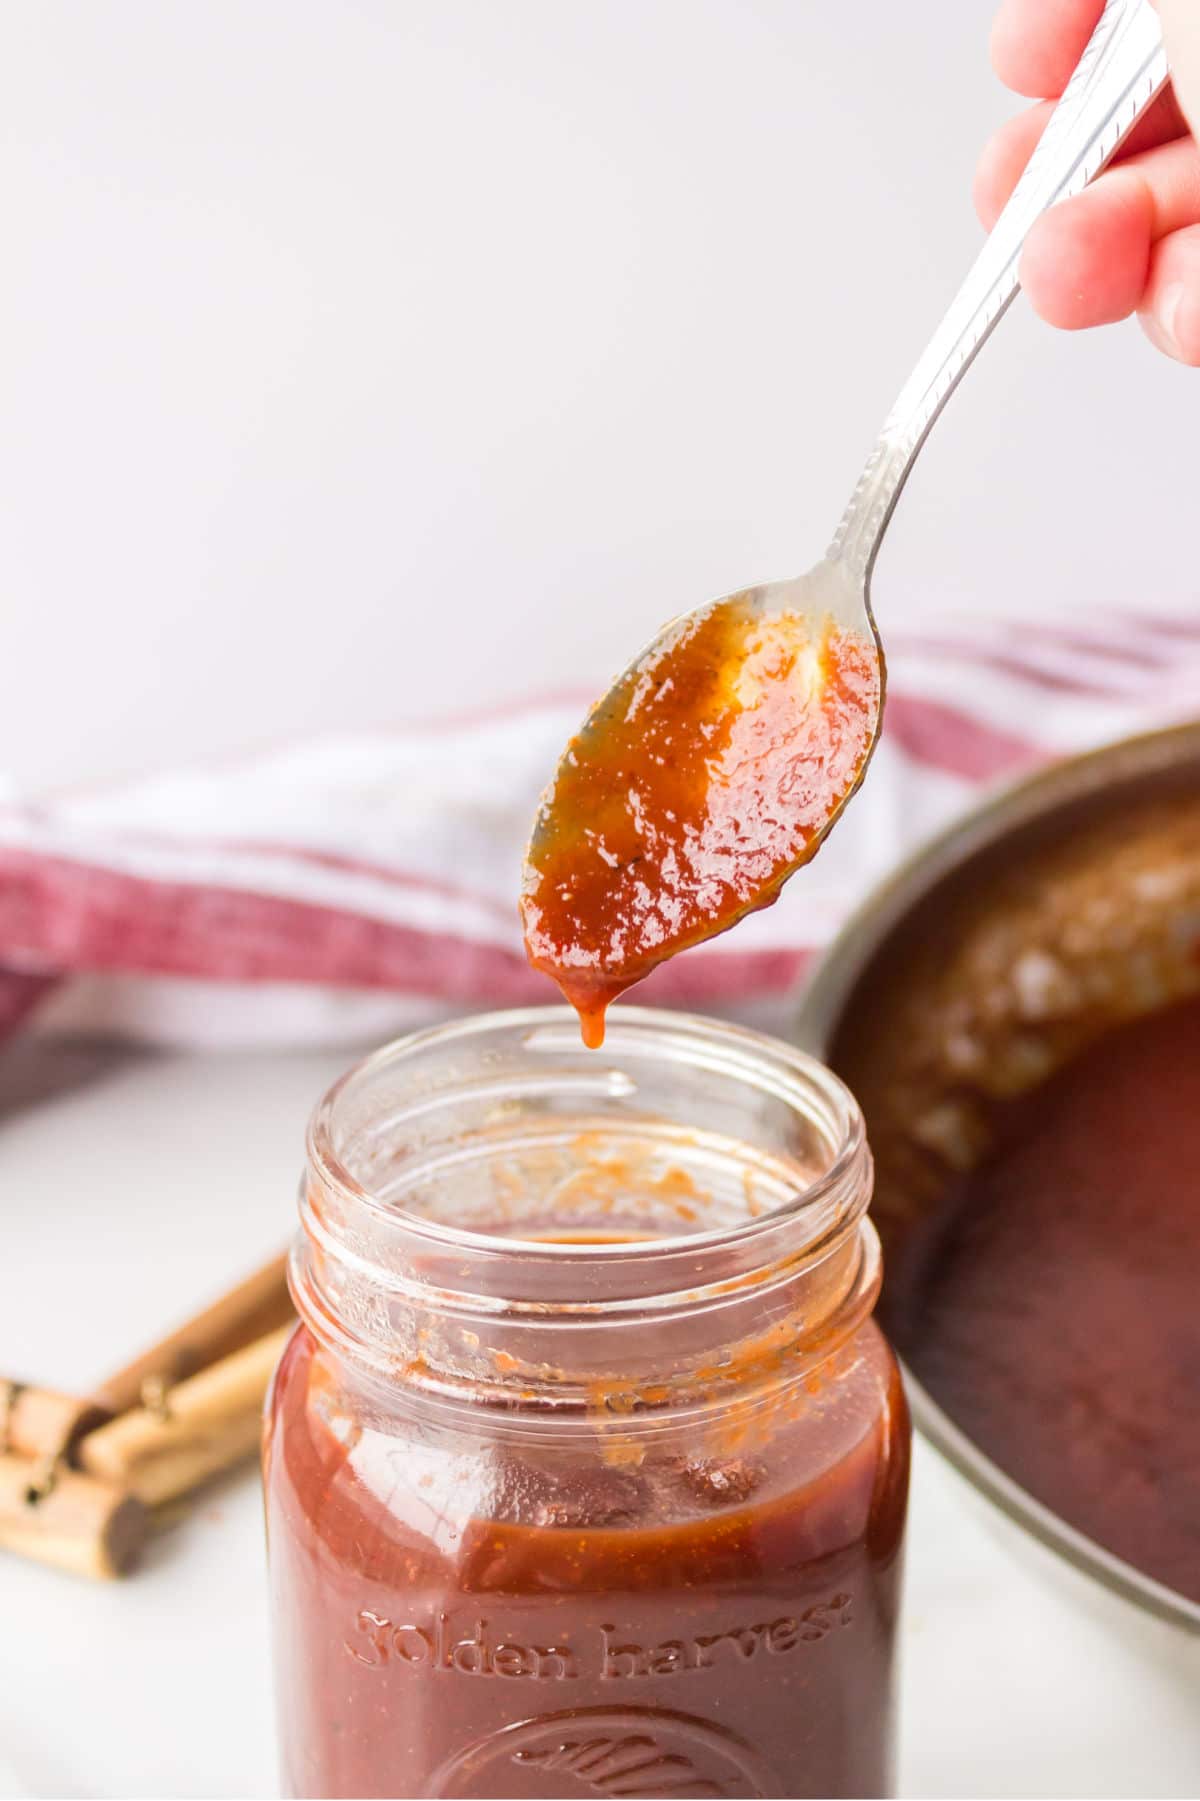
[888,998,1200,1604]
[521,599,881,1046]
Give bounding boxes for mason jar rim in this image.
[306,1003,867,1265]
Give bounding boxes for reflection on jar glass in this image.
[264,1007,910,1800]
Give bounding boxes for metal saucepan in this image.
[797,721,1200,1634]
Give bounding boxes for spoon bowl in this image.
[522,568,883,1045]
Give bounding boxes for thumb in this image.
[1158,0,1200,138]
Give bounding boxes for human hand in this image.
[976,0,1200,363]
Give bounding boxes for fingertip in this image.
[989,2,1040,97]
[988,4,1019,89]
[1019,178,1153,329]
[1168,294,1200,365]
[974,133,1008,230]
[1139,225,1200,364]
[1140,288,1200,363]
[974,104,1055,232]
[990,0,1106,99]
[1019,213,1086,329]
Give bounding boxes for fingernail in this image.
[1145,282,1186,357]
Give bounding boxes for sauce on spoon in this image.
[521,595,881,1045]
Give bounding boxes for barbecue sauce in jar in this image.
[265,1012,909,1799]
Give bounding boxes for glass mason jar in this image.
[265,1007,910,1800]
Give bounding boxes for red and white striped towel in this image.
[3,610,1198,1049]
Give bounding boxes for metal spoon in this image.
[524,0,1169,1039]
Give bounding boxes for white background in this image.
[3,3,1200,1797]
[3,0,1197,798]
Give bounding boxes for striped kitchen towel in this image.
[2,609,1197,1049]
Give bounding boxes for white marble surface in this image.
[1,1042,1198,1799]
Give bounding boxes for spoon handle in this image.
[828,0,1168,592]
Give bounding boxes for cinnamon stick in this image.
[0,1454,146,1579]
[78,1323,293,1506]
[0,1250,293,1463]
[92,1249,293,1418]
[0,1382,107,1462]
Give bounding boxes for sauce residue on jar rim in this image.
[520,598,881,1047]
